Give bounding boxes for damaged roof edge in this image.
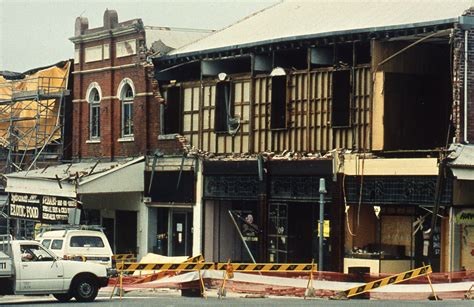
[155,18,458,62]
[77,156,145,186]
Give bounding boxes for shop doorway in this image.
[154,208,193,257]
[269,202,329,263]
[115,210,137,254]
[169,210,192,256]
[101,218,115,252]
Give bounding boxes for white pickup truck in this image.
[0,235,111,302]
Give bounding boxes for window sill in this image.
[158,133,179,140]
[118,136,134,142]
[86,139,101,144]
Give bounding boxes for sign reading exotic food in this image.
[9,193,77,223]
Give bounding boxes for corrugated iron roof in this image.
[448,144,474,168]
[166,0,474,58]
[6,157,144,181]
[145,26,214,53]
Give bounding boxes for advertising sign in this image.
[455,209,474,225]
[9,193,77,223]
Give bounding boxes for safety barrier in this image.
[335,264,434,299]
[116,261,317,273]
[113,254,137,262]
[111,258,317,300]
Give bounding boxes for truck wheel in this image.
[53,293,73,302]
[73,278,98,302]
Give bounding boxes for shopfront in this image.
[447,144,474,271]
[5,158,151,258]
[144,156,197,257]
[202,158,333,264]
[343,175,452,274]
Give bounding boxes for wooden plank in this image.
[343,155,439,176]
[372,71,384,150]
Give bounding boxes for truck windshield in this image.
[20,244,55,262]
[70,236,104,248]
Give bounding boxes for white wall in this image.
[193,160,204,256]
[81,192,154,259]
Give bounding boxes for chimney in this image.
[103,9,118,29]
[74,16,89,36]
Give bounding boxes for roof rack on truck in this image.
[37,225,104,237]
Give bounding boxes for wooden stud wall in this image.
[181,65,371,154]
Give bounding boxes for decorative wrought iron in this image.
[345,176,452,205]
[204,176,259,199]
[270,176,332,201]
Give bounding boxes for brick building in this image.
[66,9,212,257]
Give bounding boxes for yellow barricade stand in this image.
[334,264,433,299]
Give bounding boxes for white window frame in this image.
[86,82,102,141]
[118,79,135,138]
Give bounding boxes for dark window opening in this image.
[270,75,287,129]
[355,41,371,65]
[163,86,181,134]
[274,49,308,70]
[335,43,353,66]
[214,81,232,133]
[332,69,351,128]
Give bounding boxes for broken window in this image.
[88,88,100,139]
[214,81,232,133]
[270,75,287,129]
[331,69,351,128]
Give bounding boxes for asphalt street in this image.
[0,294,473,306]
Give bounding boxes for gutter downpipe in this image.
[465,29,469,143]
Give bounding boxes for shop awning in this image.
[5,157,145,198]
[448,144,474,180]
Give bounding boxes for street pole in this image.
[319,178,327,272]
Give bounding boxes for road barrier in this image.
[113,254,136,262]
[115,261,317,273]
[112,258,317,300]
[336,264,433,299]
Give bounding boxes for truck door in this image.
[17,244,64,292]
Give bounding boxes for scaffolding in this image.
[0,61,70,237]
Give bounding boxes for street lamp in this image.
[319,178,327,271]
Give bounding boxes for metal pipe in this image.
[318,178,327,271]
[377,29,452,68]
[465,29,469,143]
[228,210,256,263]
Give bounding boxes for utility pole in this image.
[319,178,327,271]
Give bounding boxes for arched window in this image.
[120,84,134,137]
[88,88,100,139]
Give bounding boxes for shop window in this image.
[214,81,232,133]
[163,86,181,134]
[270,76,287,129]
[331,69,351,128]
[88,88,100,139]
[120,84,134,137]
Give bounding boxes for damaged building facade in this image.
[1,60,73,238]
[152,1,474,272]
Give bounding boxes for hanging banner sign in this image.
[9,193,77,223]
[455,209,474,225]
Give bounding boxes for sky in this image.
[0,0,278,72]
